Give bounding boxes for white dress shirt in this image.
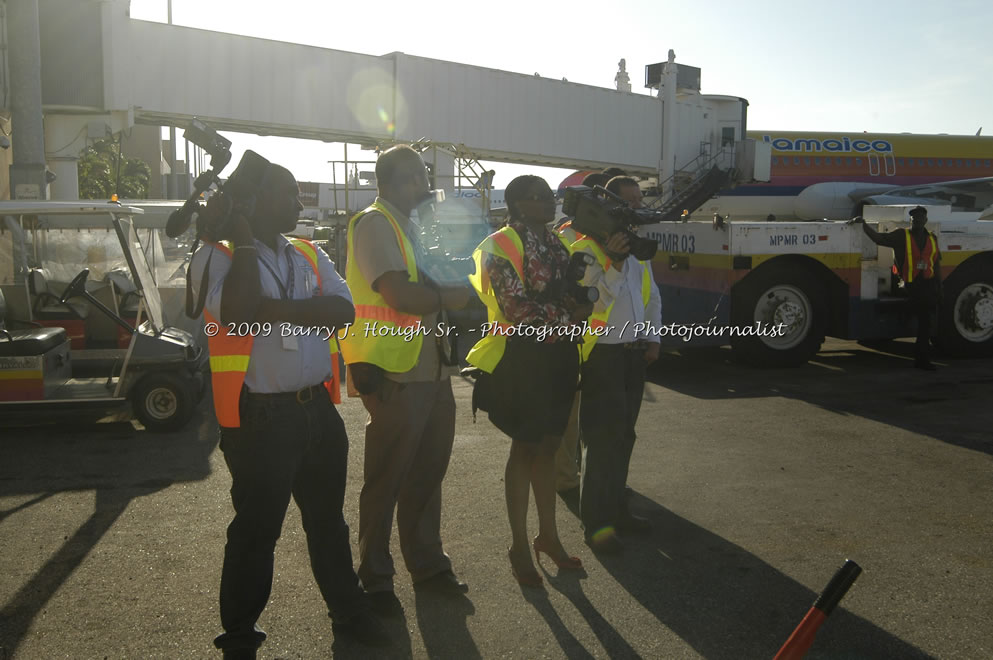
[579,252,662,344]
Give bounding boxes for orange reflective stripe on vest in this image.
[490,231,526,283]
[352,304,422,328]
[902,230,938,283]
[339,201,423,372]
[204,239,338,427]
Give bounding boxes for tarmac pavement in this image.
[1,338,991,659]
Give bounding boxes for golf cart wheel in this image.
[131,372,194,432]
[731,266,827,367]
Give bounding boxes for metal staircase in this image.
[648,146,736,221]
[409,139,494,211]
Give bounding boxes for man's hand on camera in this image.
[604,232,631,269]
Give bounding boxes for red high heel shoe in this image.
[508,549,544,587]
[533,536,583,570]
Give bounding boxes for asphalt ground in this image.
[1,338,991,659]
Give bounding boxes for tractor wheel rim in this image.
[753,284,811,351]
[955,282,993,342]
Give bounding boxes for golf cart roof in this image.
[0,201,144,216]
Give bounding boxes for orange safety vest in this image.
[899,229,939,283]
[205,239,342,428]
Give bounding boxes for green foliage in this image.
[77,137,151,199]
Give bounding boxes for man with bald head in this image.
[341,145,473,616]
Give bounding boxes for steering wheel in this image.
[60,268,91,304]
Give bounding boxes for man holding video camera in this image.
[191,163,389,657]
[574,175,662,555]
[340,145,473,616]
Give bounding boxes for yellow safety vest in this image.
[206,238,341,429]
[339,201,424,372]
[555,219,587,251]
[465,227,526,373]
[571,236,653,361]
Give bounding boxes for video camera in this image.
[530,251,598,306]
[165,118,271,242]
[562,185,660,261]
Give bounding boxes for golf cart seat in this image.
[0,287,69,357]
[104,268,142,313]
[29,268,91,320]
[28,268,90,349]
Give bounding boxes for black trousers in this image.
[909,279,940,364]
[579,343,647,537]
[213,387,364,652]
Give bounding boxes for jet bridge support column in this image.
[7,0,48,200]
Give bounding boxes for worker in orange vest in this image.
[191,164,388,656]
[852,206,942,370]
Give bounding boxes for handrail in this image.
[648,145,736,210]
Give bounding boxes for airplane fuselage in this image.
[700,130,993,220]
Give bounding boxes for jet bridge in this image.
[4,0,766,202]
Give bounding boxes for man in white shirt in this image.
[575,176,662,555]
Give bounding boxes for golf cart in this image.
[0,202,207,431]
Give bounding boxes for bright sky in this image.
[130,0,993,189]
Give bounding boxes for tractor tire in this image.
[731,266,827,367]
[937,264,993,357]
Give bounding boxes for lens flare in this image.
[347,67,405,137]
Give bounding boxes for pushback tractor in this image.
[640,204,993,366]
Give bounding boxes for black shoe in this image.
[585,531,624,555]
[332,609,391,647]
[221,650,256,660]
[413,569,469,595]
[615,512,651,534]
[915,361,938,371]
[369,590,404,618]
